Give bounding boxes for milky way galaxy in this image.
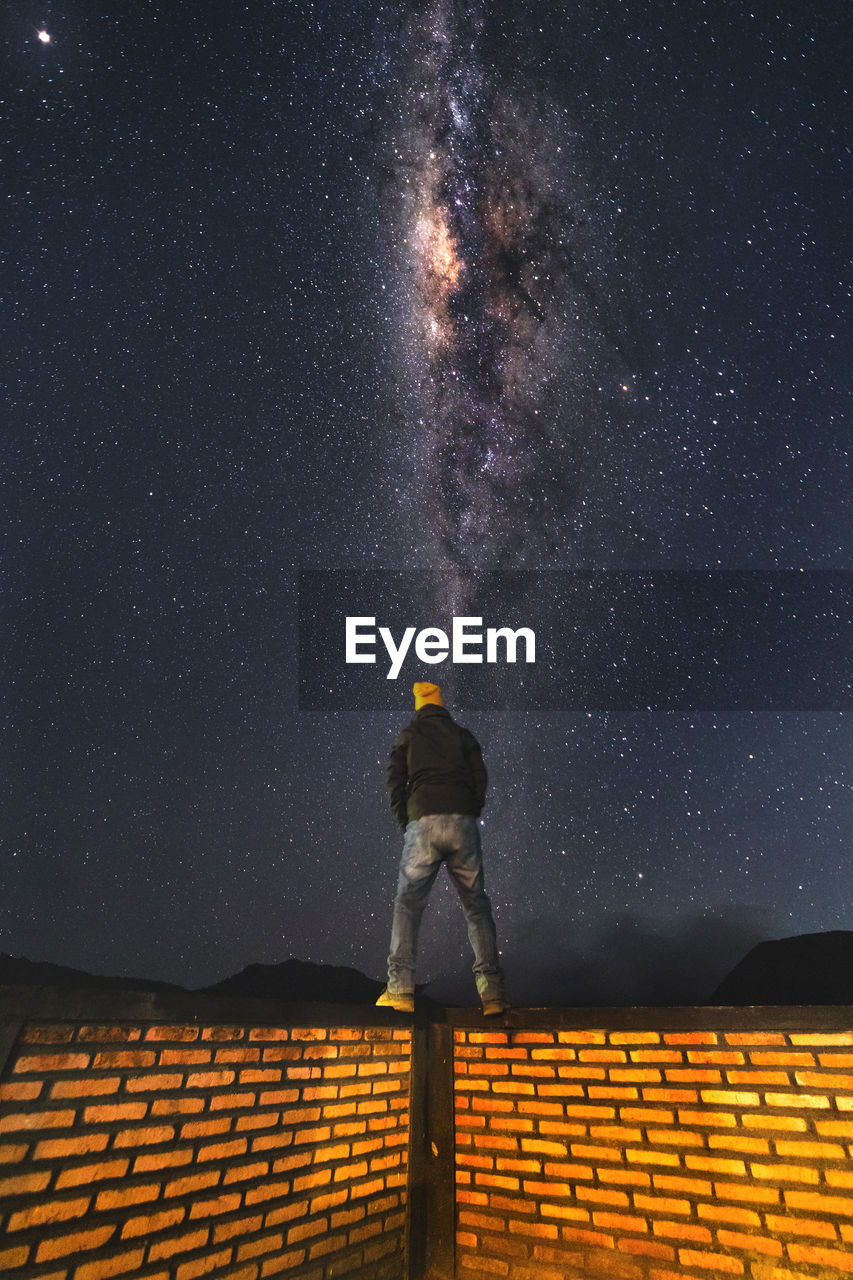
[384,1,624,590]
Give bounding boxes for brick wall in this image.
[0,1014,410,1280]
[454,1024,853,1280]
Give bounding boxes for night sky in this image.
[4,0,851,1007]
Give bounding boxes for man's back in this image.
[387,703,487,826]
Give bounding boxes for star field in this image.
[3,0,851,1006]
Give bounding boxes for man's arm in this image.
[463,730,488,814]
[386,732,410,829]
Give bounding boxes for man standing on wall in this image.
[377,682,508,1016]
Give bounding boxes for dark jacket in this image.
[386,704,488,829]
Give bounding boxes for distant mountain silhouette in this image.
[203,959,384,1003]
[0,953,384,1004]
[711,931,853,1004]
[0,953,185,994]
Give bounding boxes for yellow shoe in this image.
[376,987,414,1013]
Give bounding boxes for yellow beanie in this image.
[413,682,442,709]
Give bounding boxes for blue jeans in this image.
[387,814,505,1001]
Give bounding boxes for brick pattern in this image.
[0,1021,410,1280]
[454,1027,853,1280]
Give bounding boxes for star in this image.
[37,29,50,43]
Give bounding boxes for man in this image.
[376,681,508,1016]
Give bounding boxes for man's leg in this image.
[386,819,442,996]
[441,815,506,1005]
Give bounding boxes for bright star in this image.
[37,29,50,43]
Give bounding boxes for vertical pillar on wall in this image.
[406,1007,455,1280]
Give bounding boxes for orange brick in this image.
[223,1161,269,1184]
[245,1178,293,1204]
[287,1217,329,1244]
[786,1189,853,1217]
[248,1027,291,1041]
[34,1134,109,1159]
[646,1127,704,1147]
[125,1072,185,1092]
[575,1186,629,1208]
[72,1248,147,1279]
[289,1028,328,1042]
[751,1161,820,1184]
[176,1247,233,1279]
[260,1250,307,1275]
[539,1202,590,1222]
[788,1243,853,1273]
[0,1108,76,1132]
[598,1168,651,1188]
[185,1070,235,1089]
[164,1171,221,1198]
[766,1092,830,1109]
[663,1033,717,1046]
[14,1052,90,1072]
[678,1109,736,1128]
[718,1229,783,1256]
[197,1138,248,1162]
[631,1050,683,1064]
[92,1051,156,1069]
[96,1183,160,1210]
[621,1106,674,1125]
[50,1077,122,1099]
[0,1081,43,1100]
[121,1207,186,1238]
[570,1144,625,1163]
[618,1238,675,1261]
[743,1113,807,1132]
[150,1097,205,1116]
[133,1149,193,1173]
[707,1133,769,1155]
[715,1182,780,1205]
[84,1102,148,1123]
[726,1033,786,1046]
[36,1225,115,1261]
[8,1195,90,1231]
[685,1155,746,1176]
[0,1245,29,1270]
[559,1224,616,1249]
[189,1193,242,1219]
[0,1169,51,1195]
[626,1148,680,1168]
[703,1088,767,1108]
[149,1229,210,1261]
[21,1025,76,1043]
[261,1198,309,1228]
[593,1211,648,1234]
[652,1221,712,1243]
[114,1125,176,1147]
[179,1119,231,1139]
[272,1151,312,1173]
[611,1068,664,1086]
[144,1025,201,1041]
[696,1203,760,1227]
[635,1193,691,1216]
[643,1088,698,1104]
[0,1142,28,1162]
[664,1069,721,1084]
[76,1025,142,1043]
[827,1169,853,1188]
[678,1247,744,1272]
[654,1173,711,1197]
[158,1049,211,1065]
[790,1033,853,1047]
[765,1213,839,1239]
[726,1070,789,1086]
